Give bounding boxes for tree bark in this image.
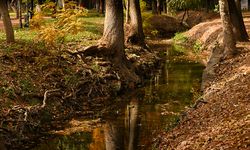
[57,0,65,9]
[18,0,22,28]
[83,0,139,83]
[125,0,130,23]
[220,0,236,57]
[156,0,161,14]
[202,0,237,90]
[228,0,249,41]
[99,0,104,14]
[152,0,157,14]
[0,0,15,43]
[100,0,125,59]
[235,0,241,11]
[126,0,145,46]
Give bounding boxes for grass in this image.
[0,12,104,47]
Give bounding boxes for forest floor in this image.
[156,13,250,149]
[1,10,249,149]
[0,12,162,149]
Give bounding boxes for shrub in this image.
[36,9,87,47]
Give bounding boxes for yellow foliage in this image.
[35,9,87,47]
[30,13,45,30]
[41,2,56,13]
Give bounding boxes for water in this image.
[33,53,204,150]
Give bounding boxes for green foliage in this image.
[171,44,185,54]
[173,32,188,43]
[20,79,35,95]
[193,40,202,54]
[214,4,219,13]
[168,0,202,11]
[0,86,16,99]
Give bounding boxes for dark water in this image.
[33,54,204,150]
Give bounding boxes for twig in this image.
[41,89,60,108]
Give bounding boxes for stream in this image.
[32,50,204,150]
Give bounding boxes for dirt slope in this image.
[156,13,250,150]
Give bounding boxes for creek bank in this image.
[0,41,161,149]
[155,15,250,149]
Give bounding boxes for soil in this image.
[176,10,220,28]
[0,40,161,149]
[155,13,250,149]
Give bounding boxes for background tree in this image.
[126,0,145,46]
[0,0,15,43]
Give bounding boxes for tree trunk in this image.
[36,0,43,13]
[95,0,100,12]
[83,0,139,83]
[228,0,249,41]
[100,0,125,59]
[125,0,130,23]
[220,0,236,57]
[126,0,145,46]
[99,0,104,14]
[57,0,65,9]
[0,0,15,43]
[202,0,237,90]
[18,0,22,28]
[152,0,157,14]
[156,0,161,14]
[235,0,241,11]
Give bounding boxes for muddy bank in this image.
[0,41,161,149]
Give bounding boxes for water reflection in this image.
[33,60,204,150]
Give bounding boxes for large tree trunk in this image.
[100,0,125,60]
[220,0,237,57]
[126,0,145,46]
[83,0,139,83]
[202,0,237,90]
[228,0,249,41]
[0,0,15,43]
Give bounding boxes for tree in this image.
[0,0,15,43]
[58,0,65,9]
[220,0,236,58]
[156,0,161,14]
[126,0,145,46]
[84,0,139,83]
[202,0,236,89]
[228,0,249,41]
[18,0,22,28]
